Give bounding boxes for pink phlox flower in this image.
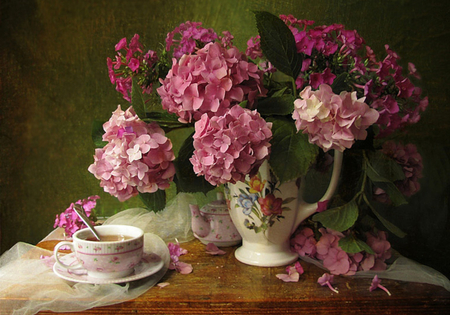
[309,68,336,89]
[165,21,218,58]
[370,275,391,296]
[290,226,317,257]
[318,273,339,293]
[408,62,421,79]
[190,107,272,186]
[205,243,227,255]
[107,34,158,101]
[54,195,100,237]
[276,261,304,282]
[168,242,193,274]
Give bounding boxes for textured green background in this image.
[1,0,449,276]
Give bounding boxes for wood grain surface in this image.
[34,239,450,314]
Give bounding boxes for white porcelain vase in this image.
[225,151,343,267]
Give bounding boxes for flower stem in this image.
[378,284,391,296]
[327,281,339,294]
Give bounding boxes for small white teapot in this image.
[189,192,242,247]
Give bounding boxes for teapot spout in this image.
[293,150,344,232]
[189,204,210,238]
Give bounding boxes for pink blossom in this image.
[318,273,339,293]
[370,275,391,296]
[190,106,272,186]
[290,226,317,257]
[293,84,379,152]
[88,106,175,202]
[107,34,158,102]
[54,196,100,237]
[374,141,423,203]
[276,261,304,282]
[168,242,193,274]
[165,21,218,58]
[157,42,266,123]
[205,243,226,255]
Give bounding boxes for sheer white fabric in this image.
[0,193,197,314]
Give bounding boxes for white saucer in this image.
[53,252,165,284]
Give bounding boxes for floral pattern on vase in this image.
[231,170,295,235]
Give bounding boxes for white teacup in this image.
[54,225,144,279]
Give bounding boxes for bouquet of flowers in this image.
[88,11,427,274]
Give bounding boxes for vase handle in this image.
[293,150,344,231]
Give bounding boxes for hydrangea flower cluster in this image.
[157,41,266,123]
[374,141,423,203]
[190,106,272,186]
[247,15,428,138]
[292,84,379,152]
[54,195,99,237]
[107,34,159,102]
[88,105,175,201]
[291,227,392,275]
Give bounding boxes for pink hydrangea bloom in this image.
[304,227,391,275]
[190,106,272,186]
[157,42,266,123]
[54,196,100,237]
[88,106,175,202]
[290,226,317,257]
[293,84,379,152]
[374,141,423,203]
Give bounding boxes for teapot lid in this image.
[201,192,228,214]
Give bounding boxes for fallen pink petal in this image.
[205,243,227,255]
[318,273,339,293]
[276,261,304,282]
[176,261,193,274]
[157,282,170,289]
[370,275,391,296]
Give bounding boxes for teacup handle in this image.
[53,241,83,270]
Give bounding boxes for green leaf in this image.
[131,77,146,120]
[91,120,107,148]
[331,72,351,94]
[312,199,359,232]
[367,151,405,182]
[370,202,407,238]
[254,11,302,79]
[267,116,318,183]
[365,152,407,207]
[257,95,295,116]
[139,190,166,212]
[338,234,375,255]
[173,133,215,194]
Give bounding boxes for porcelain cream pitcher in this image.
[225,150,343,267]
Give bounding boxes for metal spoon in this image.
[73,204,102,241]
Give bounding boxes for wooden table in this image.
[35,239,449,314]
